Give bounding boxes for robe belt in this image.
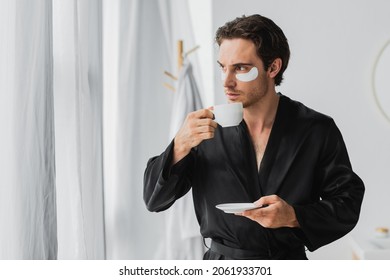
[210,240,270,259]
[210,240,306,260]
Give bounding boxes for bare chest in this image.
[251,130,271,170]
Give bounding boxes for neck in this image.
[243,91,280,133]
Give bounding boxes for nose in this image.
[222,70,236,88]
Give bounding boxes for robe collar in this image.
[240,93,297,196]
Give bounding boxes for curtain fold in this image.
[53,0,105,259]
[103,0,173,259]
[0,0,57,259]
[158,0,206,260]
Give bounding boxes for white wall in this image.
[206,0,390,259]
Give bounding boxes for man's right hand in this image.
[172,109,217,165]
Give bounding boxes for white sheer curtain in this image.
[53,0,105,259]
[158,0,207,259]
[0,0,57,259]
[0,0,203,259]
[103,0,173,259]
[103,0,207,259]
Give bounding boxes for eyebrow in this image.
[217,61,254,67]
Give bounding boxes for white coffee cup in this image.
[213,102,243,127]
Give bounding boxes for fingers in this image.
[254,194,279,207]
[176,109,217,147]
[240,207,271,228]
[172,108,218,165]
[239,195,297,228]
[186,110,218,136]
[190,108,214,120]
[194,118,218,130]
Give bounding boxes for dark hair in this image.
[215,14,290,86]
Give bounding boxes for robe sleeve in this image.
[143,140,194,212]
[293,120,365,251]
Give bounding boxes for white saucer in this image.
[215,203,258,214]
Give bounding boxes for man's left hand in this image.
[239,195,300,228]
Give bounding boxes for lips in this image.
[226,92,240,101]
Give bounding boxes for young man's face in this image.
[218,38,274,108]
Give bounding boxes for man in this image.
[144,14,364,259]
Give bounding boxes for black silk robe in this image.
[144,94,365,259]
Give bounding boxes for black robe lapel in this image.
[240,121,264,199]
[259,95,298,195]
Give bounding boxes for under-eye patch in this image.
[236,67,258,82]
[221,67,259,82]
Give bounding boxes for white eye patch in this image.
[220,67,259,82]
[236,67,258,82]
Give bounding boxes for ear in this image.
[268,58,282,79]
